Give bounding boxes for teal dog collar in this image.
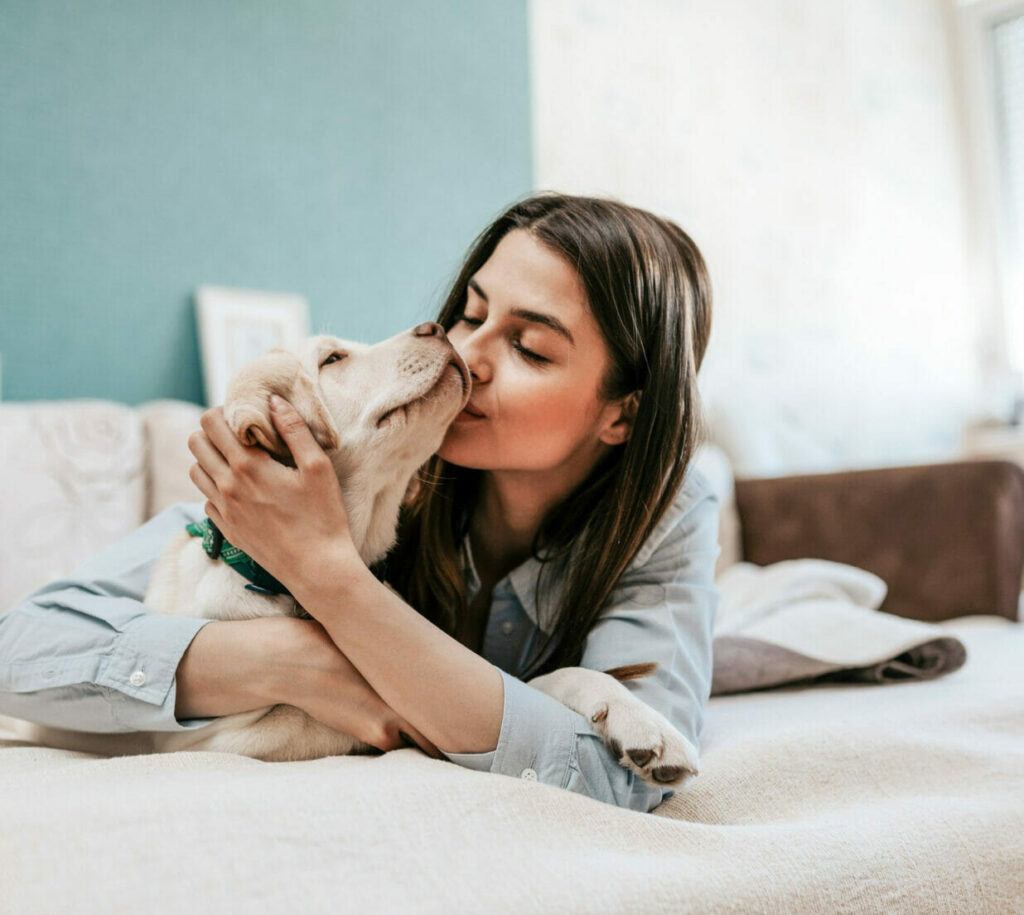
[185,518,290,597]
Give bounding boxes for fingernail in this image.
[270,395,283,411]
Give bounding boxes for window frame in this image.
[957,0,1024,416]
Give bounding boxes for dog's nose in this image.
[413,322,446,338]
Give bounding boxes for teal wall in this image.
[0,1,532,404]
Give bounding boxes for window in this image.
[992,13,1024,377]
[958,0,1024,421]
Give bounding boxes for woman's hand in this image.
[187,395,357,591]
[176,616,440,757]
[278,618,441,757]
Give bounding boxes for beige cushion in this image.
[0,401,146,611]
[138,400,205,519]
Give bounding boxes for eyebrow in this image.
[467,277,576,346]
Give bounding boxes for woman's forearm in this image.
[173,615,441,755]
[174,618,285,719]
[290,553,504,755]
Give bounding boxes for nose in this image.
[445,316,490,385]
[413,321,446,338]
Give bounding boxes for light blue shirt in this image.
[0,463,720,812]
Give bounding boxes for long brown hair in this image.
[385,193,713,679]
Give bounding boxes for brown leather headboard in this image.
[734,460,1024,623]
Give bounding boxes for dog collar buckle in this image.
[186,518,225,560]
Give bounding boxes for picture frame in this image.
[195,285,311,407]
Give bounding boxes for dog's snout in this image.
[413,322,446,338]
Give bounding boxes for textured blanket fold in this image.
[711,559,968,695]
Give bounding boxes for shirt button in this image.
[501,620,514,635]
[129,670,147,687]
[520,768,538,780]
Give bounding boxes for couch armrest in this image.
[734,460,1024,622]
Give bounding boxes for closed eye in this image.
[453,315,550,364]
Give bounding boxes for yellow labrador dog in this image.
[27,323,697,786]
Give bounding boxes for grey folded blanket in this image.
[711,559,968,695]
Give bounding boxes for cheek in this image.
[438,378,604,470]
[499,378,601,455]
[321,378,380,430]
[506,387,578,431]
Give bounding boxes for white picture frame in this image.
[195,285,311,407]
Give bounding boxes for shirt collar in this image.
[460,534,565,635]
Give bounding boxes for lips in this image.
[460,402,485,418]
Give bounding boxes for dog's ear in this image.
[224,351,340,464]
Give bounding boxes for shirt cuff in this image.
[96,610,216,732]
[442,669,670,811]
[443,669,583,788]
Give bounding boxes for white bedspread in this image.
[2,617,1021,914]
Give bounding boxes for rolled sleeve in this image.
[443,669,667,812]
[0,502,217,733]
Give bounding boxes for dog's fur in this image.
[26,326,697,786]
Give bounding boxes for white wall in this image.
[529,0,986,476]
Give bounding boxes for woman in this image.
[0,193,719,812]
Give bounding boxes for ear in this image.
[598,390,641,447]
[224,350,340,464]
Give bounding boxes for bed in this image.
[1,401,1022,913]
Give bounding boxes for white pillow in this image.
[0,401,146,611]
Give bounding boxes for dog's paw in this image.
[526,666,700,788]
[589,697,699,788]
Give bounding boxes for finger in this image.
[188,462,219,502]
[188,430,231,485]
[269,396,324,471]
[199,407,251,469]
[205,500,229,536]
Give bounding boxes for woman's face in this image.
[437,229,628,477]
